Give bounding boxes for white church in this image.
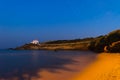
[30,40,40,44]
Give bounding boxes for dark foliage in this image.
[44,37,94,44]
[88,29,120,53]
[88,36,106,52]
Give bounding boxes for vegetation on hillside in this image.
[88,30,120,53]
[15,38,94,50]
[44,38,94,44]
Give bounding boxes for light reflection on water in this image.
[0,50,97,80]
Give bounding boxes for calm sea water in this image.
[0,50,96,80]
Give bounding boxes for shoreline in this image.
[39,51,97,80]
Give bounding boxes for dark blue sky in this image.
[0,0,120,48]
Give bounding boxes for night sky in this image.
[0,0,120,48]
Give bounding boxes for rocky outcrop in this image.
[88,29,120,53]
[15,44,41,50]
[104,41,120,53]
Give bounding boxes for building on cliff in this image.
[31,40,40,44]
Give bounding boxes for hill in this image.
[14,29,120,53]
[15,38,93,50]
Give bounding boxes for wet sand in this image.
[72,53,120,80]
[37,53,97,80]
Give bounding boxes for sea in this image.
[0,50,97,80]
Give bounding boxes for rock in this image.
[105,41,120,53]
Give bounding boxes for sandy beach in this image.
[72,53,120,80]
[39,53,96,80]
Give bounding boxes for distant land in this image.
[14,38,94,51]
[13,29,120,53]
